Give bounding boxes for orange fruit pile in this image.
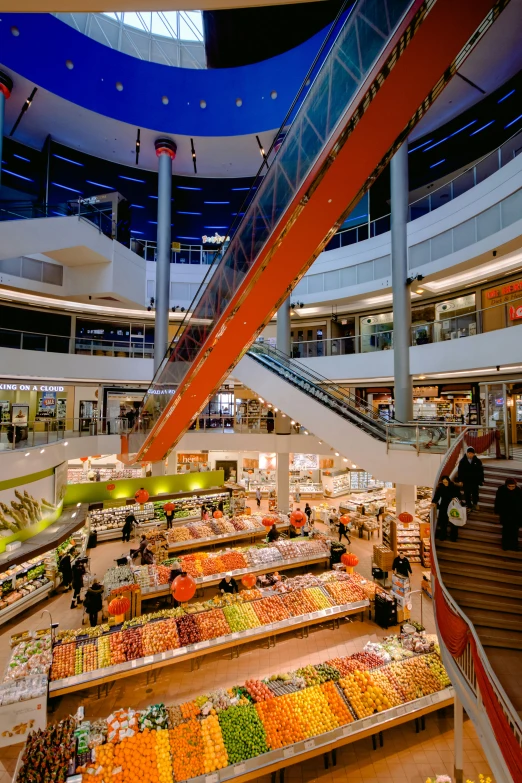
[169,719,203,782]
[320,681,354,724]
[255,693,306,749]
[201,715,228,774]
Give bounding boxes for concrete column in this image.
[276,452,290,515]
[395,484,416,516]
[0,72,14,190]
[277,296,291,356]
[154,138,177,373]
[390,143,413,423]
[454,693,464,783]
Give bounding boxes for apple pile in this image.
[425,652,451,687]
[305,587,334,611]
[280,589,317,616]
[82,642,98,672]
[252,596,290,624]
[388,657,442,699]
[109,631,126,664]
[222,603,261,632]
[123,627,144,661]
[175,615,201,647]
[245,679,274,702]
[324,581,366,604]
[196,609,230,641]
[97,636,110,669]
[50,642,75,680]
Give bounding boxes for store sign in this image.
[509,304,522,321]
[413,386,438,397]
[202,233,230,244]
[485,279,522,306]
[0,384,64,392]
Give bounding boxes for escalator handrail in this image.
[247,347,389,440]
[249,343,398,426]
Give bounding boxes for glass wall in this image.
[76,319,154,358]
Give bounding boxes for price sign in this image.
[205,775,218,783]
[231,633,239,639]
[325,608,333,615]
[144,656,154,664]
[199,641,210,649]
[131,660,137,668]
[234,764,246,774]
[283,747,295,758]
[304,740,314,750]
[161,652,167,660]
[342,725,351,737]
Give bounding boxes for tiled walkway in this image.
[0,496,495,782]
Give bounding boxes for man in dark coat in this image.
[122,512,137,543]
[84,581,104,627]
[71,560,85,609]
[457,447,484,510]
[494,478,522,551]
[58,553,72,591]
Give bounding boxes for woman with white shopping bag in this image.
[431,475,463,542]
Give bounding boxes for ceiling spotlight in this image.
[291,420,295,425]
[259,398,264,403]
[190,137,197,174]
[135,128,141,165]
[351,464,357,469]
[343,458,348,462]
[274,408,278,412]
[64,441,68,446]
[24,452,30,457]
[304,430,309,435]
[40,449,45,454]
[318,441,322,445]
[335,452,339,456]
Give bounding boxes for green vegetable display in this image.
[218,704,269,763]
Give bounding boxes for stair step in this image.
[439,560,522,585]
[466,608,522,632]
[473,626,522,651]
[437,548,522,572]
[437,539,522,559]
[448,588,522,615]
[443,573,522,599]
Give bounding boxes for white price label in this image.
[131,660,137,668]
[325,608,333,615]
[144,656,154,664]
[205,775,218,783]
[342,725,351,737]
[304,740,314,750]
[231,633,239,639]
[234,764,246,774]
[283,747,295,758]
[199,641,210,648]
[161,652,167,660]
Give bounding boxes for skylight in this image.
[102,11,203,42]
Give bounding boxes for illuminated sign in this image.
[0,384,65,392]
[485,278,522,306]
[510,304,522,321]
[202,233,230,245]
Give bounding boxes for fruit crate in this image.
[372,545,394,571]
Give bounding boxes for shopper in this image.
[131,534,154,565]
[255,487,261,508]
[164,505,175,530]
[267,524,280,543]
[84,580,104,627]
[201,505,210,522]
[431,475,462,542]
[70,560,85,609]
[304,503,312,524]
[219,574,239,594]
[338,517,351,544]
[294,489,301,503]
[289,523,299,538]
[457,447,484,510]
[218,500,224,513]
[168,565,183,607]
[393,553,412,578]
[494,478,522,551]
[266,409,274,433]
[58,553,72,591]
[122,512,137,543]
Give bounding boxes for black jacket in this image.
[84,583,104,613]
[494,484,522,520]
[267,526,279,542]
[58,554,72,583]
[457,455,484,485]
[432,482,461,511]
[219,577,238,594]
[71,562,84,590]
[122,514,137,535]
[393,555,412,577]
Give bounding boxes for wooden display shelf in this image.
[140,552,330,601]
[48,599,368,698]
[165,524,289,555]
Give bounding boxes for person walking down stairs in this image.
[457,447,484,510]
[494,478,522,551]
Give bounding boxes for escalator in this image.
[126,0,504,465]
[233,344,443,485]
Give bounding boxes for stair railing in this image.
[430,427,522,778]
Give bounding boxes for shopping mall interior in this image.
[0,1,521,781]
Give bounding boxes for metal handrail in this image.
[0,326,154,358]
[327,127,522,249]
[430,427,522,751]
[0,417,129,450]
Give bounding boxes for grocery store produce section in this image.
[163,513,289,553]
[14,632,452,783]
[48,570,370,695]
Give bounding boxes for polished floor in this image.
[0,496,495,782]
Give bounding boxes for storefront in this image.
[481,276,522,332]
[75,318,154,358]
[0,382,74,428]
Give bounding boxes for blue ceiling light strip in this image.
[52,210,66,216]
[177,186,202,191]
[230,187,250,191]
[178,236,201,241]
[13,154,30,162]
[423,120,477,151]
[429,159,445,168]
[148,195,158,199]
[86,180,114,189]
[130,230,144,234]
[408,139,433,154]
[51,182,82,193]
[52,154,83,166]
[130,204,145,209]
[204,201,230,205]
[3,169,34,181]
[178,211,202,215]
[204,225,229,229]
[119,175,146,183]
[505,114,522,129]
[469,120,495,136]
[498,89,515,103]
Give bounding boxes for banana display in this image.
[0,491,57,533]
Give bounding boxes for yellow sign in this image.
[484,278,522,307]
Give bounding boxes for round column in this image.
[276,296,291,434]
[154,137,177,373]
[0,71,13,190]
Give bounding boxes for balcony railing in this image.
[289,294,522,357]
[130,237,220,266]
[0,417,128,451]
[187,414,305,434]
[0,327,154,358]
[324,127,522,251]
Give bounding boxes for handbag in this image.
[447,499,467,527]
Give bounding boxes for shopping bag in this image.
[447,499,467,526]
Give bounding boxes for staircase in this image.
[438,463,522,652]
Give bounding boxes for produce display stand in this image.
[165,523,290,555]
[0,580,54,627]
[48,598,369,698]
[140,551,331,601]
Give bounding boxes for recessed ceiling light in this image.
[343,458,348,462]
[65,60,74,70]
[77,503,81,507]
[162,95,169,105]
[291,421,295,425]
[416,289,424,293]
[304,431,308,435]
[24,452,30,457]
[335,452,339,456]
[200,99,207,109]
[64,441,69,446]
[236,98,243,107]
[115,82,123,92]
[40,449,45,453]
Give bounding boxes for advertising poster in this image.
[54,461,68,507]
[11,405,29,426]
[0,473,59,553]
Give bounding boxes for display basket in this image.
[373,545,394,571]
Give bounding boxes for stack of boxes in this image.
[391,572,411,623]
